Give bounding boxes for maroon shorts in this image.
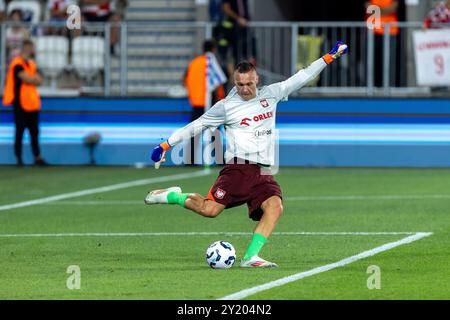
[207,163,283,221]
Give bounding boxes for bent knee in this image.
[264,197,283,217]
[272,203,283,217]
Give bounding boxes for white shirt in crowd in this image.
[82,0,116,17]
[47,0,75,12]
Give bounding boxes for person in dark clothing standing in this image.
[3,39,48,166]
[222,0,256,66]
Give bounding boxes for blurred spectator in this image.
[222,0,257,67]
[184,40,226,121]
[47,0,75,35]
[6,9,30,63]
[80,0,120,54]
[2,39,48,166]
[0,0,5,23]
[210,0,233,85]
[365,0,399,87]
[184,40,227,164]
[423,0,450,29]
[48,0,74,24]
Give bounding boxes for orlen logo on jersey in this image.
[240,118,252,126]
[253,111,273,122]
[240,112,273,126]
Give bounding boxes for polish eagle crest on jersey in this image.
[214,188,226,199]
[260,99,269,108]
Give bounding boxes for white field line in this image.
[0,170,212,212]
[36,194,450,206]
[0,231,421,238]
[285,195,450,201]
[219,232,433,300]
[45,200,143,205]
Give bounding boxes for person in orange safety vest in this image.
[3,39,48,166]
[184,40,227,165]
[368,0,399,36]
[366,0,400,87]
[184,40,226,122]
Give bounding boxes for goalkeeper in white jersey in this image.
[145,41,348,268]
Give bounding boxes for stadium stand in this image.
[2,0,197,95]
[112,0,196,95]
[34,35,69,88]
[72,35,105,84]
[1,0,448,97]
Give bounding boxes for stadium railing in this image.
[0,21,448,98]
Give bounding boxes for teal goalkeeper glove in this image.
[322,41,348,65]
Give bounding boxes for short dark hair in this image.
[203,40,216,53]
[235,61,256,73]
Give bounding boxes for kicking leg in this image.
[184,193,225,218]
[144,186,182,204]
[145,187,225,218]
[241,196,283,268]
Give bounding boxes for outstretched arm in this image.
[276,41,348,98]
[151,101,226,167]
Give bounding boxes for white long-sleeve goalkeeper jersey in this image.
[167,58,328,166]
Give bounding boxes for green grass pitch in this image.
[0,166,449,299]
